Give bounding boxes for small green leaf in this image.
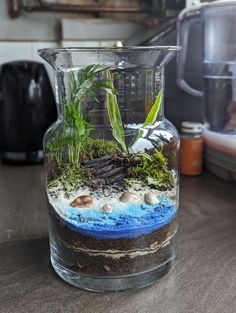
[137,152,153,161]
[133,89,163,145]
[143,90,163,127]
[54,136,74,147]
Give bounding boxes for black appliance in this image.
[0,61,57,164]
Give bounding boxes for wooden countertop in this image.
[0,164,235,313]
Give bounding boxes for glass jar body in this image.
[40,47,180,291]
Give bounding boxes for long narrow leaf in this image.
[105,70,128,154]
[137,152,153,161]
[143,90,163,127]
[133,89,163,145]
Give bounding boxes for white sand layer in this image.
[48,178,177,222]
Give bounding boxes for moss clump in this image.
[48,138,118,193]
[123,178,138,187]
[48,163,85,193]
[128,150,174,190]
[82,137,118,160]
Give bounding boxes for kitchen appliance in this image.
[125,18,204,130]
[177,0,236,133]
[0,61,57,164]
[177,0,236,181]
[203,127,236,181]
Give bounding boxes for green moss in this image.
[48,163,85,193]
[123,178,138,187]
[82,137,118,160]
[47,137,118,193]
[129,150,174,190]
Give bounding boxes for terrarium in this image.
[38,47,180,292]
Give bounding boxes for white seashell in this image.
[101,204,112,214]
[119,192,139,203]
[144,192,160,205]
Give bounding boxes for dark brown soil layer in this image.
[48,205,177,276]
[52,235,175,276]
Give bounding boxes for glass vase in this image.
[38,47,180,292]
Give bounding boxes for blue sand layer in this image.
[53,196,177,240]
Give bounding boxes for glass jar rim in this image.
[38,46,181,55]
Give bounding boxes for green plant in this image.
[48,64,164,168]
[63,65,115,164]
[47,65,115,165]
[133,90,163,145]
[143,90,163,127]
[105,70,128,154]
[69,64,111,105]
[128,150,174,190]
[104,83,163,155]
[48,163,84,193]
[63,103,94,164]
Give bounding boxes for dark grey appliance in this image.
[177,1,236,133]
[0,61,57,164]
[125,18,204,130]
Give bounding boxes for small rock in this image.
[144,192,160,205]
[101,204,112,214]
[104,265,111,272]
[70,195,93,208]
[76,261,84,269]
[131,155,142,164]
[119,191,139,203]
[103,188,112,197]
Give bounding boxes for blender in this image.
[177,0,236,181]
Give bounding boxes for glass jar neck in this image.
[54,70,68,118]
[54,66,166,123]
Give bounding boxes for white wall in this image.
[0,1,144,83]
[0,1,60,41]
[0,1,60,82]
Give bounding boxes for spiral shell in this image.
[70,195,93,208]
[144,192,160,205]
[119,192,139,203]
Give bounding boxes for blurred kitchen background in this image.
[1,0,236,181]
[0,0,208,129]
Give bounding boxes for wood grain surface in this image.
[0,164,235,313]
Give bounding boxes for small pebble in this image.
[101,204,112,214]
[104,265,111,272]
[103,189,112,197]
[144,192,160,205]
[119,191,139,203]
[131,156,141,164]
[76,262,84,269]
[70,195,93,208]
